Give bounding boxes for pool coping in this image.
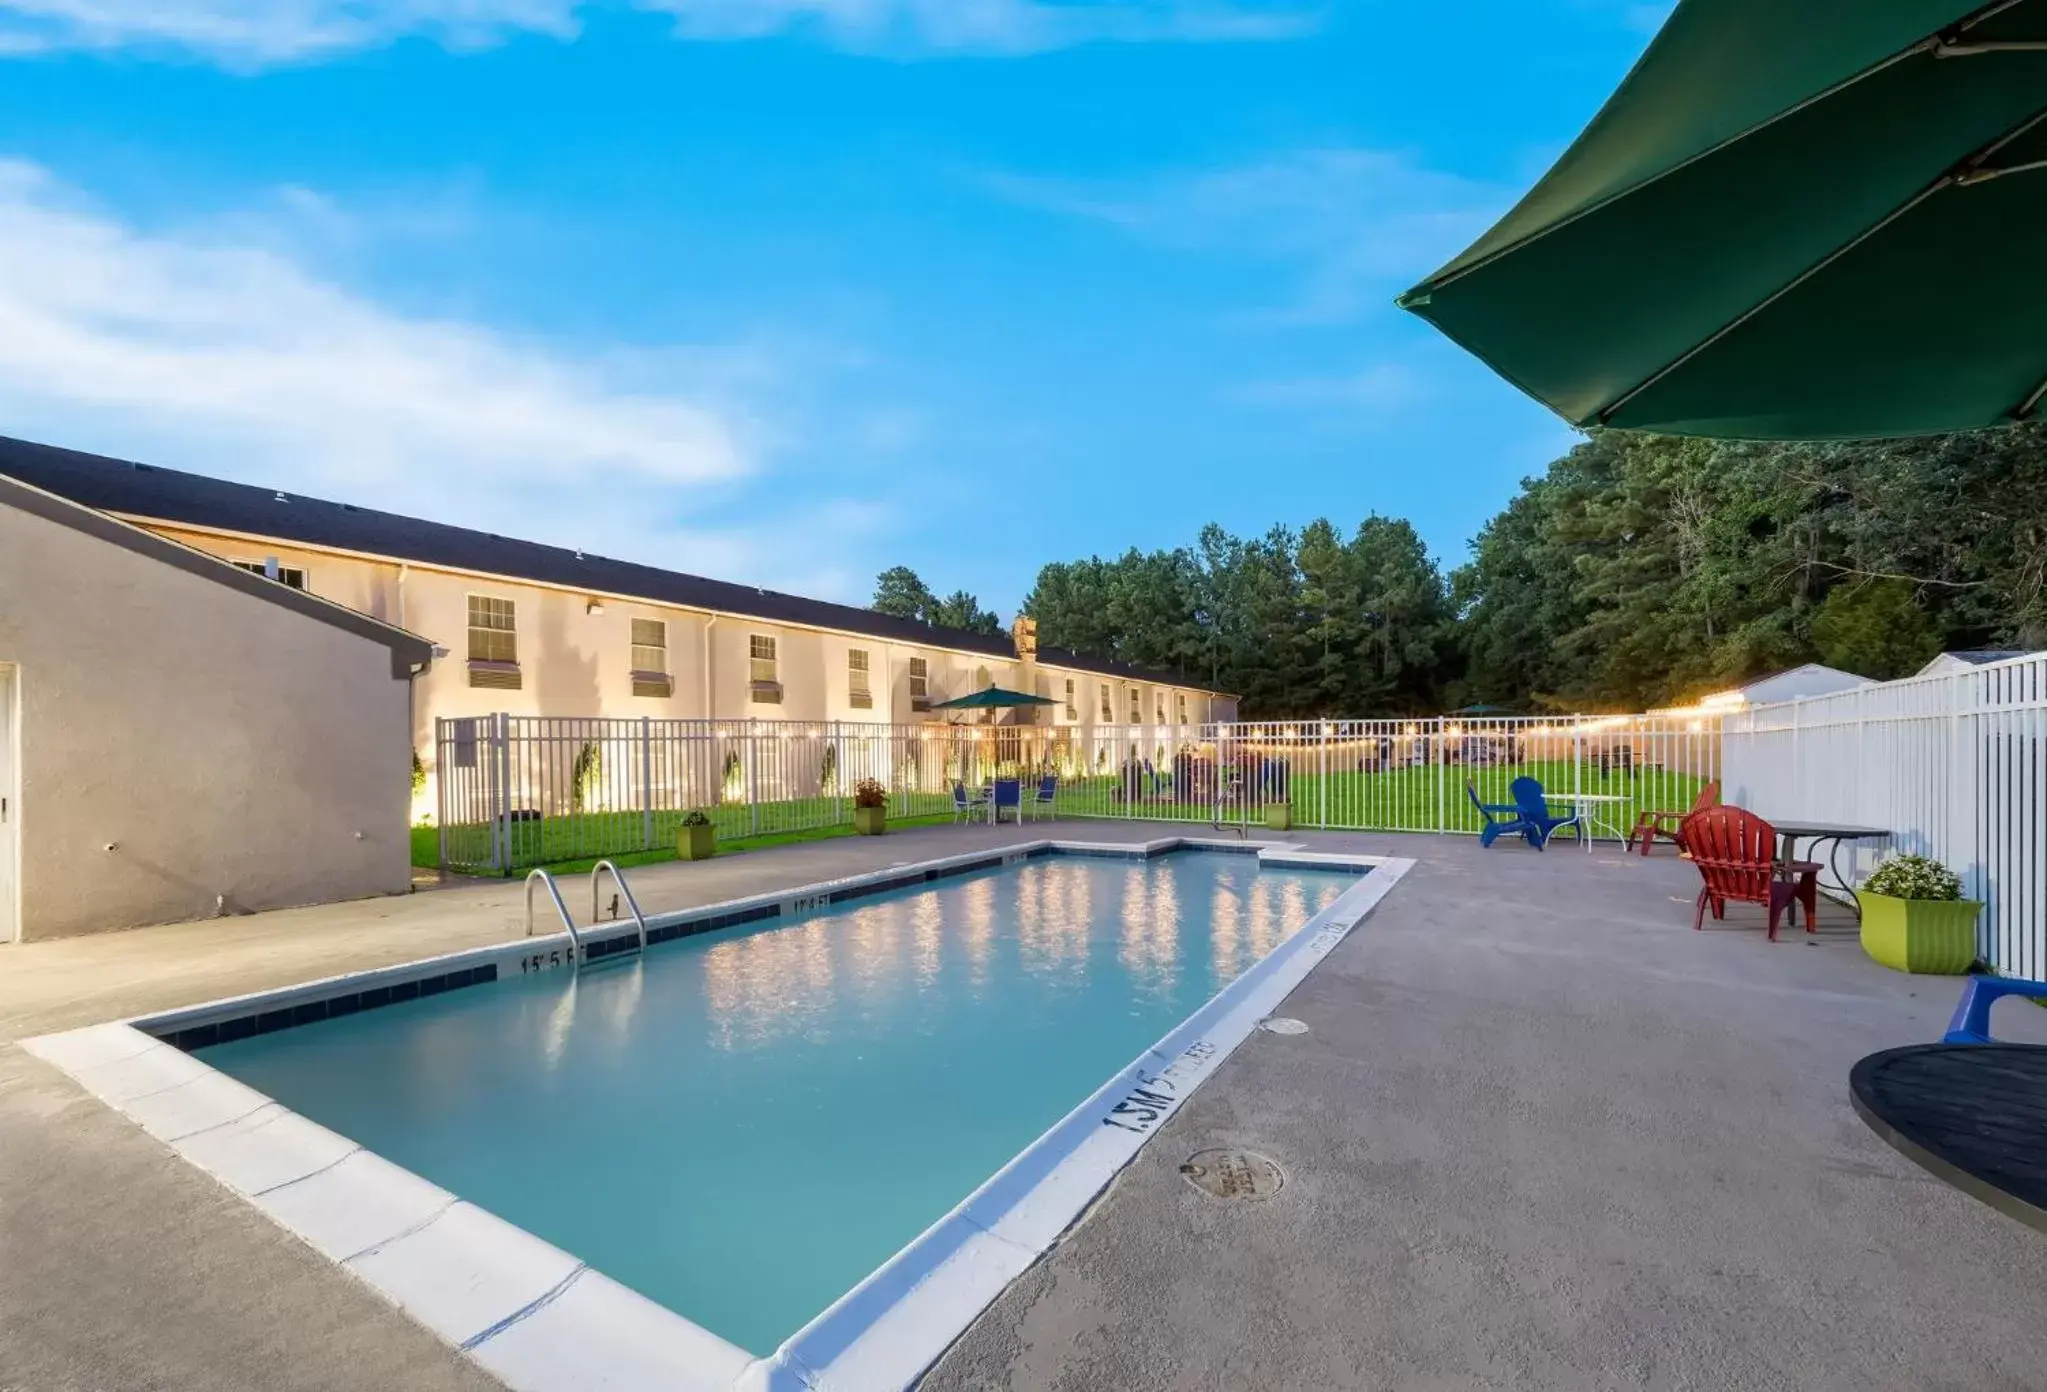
[23,835,1411,1392]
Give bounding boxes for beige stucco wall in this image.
[0,509,416,940]
[137,523,1236,812]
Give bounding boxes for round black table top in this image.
[1851,1044,2047,1232]
[1768,822,1890,840]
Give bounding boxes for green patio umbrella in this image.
[927,686,1056,715]
[931,687,1056,790]
[1398,1,2047,440]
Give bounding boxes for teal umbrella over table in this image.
[927,687,1056,718]
[929,687,1057,795]
[1399,1,2047,440]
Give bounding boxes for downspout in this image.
[396,562,423,828]
[702,615,719,720]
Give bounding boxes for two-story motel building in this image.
[1,437,1237,816]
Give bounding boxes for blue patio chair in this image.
[1511,776,1583,849]
[1027,774,1058,821]
[1466,778,1539,850]
[991,777,1023,825]
[1943,975,2047,1044]
[952,782,988,824]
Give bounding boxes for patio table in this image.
[1851,1044,2047,1234]
[1762,821,1889,910]
[1556,792,1632,852]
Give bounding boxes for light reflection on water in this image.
[205,851,1363,1359]
[696,857,1354,1053]
[1211,879,1241,982]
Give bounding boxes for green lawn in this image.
[417,758,1706,874]
[413,811,957,877]
[1052,758,1707,839]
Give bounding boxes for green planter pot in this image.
[1263,804,1294,832]
[678,824,716,862]
[853,805,887,837]
[1856,891,1980,975]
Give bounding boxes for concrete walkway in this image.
[926,835,2047,1392]
[6,824,2045,1391]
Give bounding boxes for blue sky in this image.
[0,0,1665,612]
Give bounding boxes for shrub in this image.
[411,749,426,797]
[570,741,602,813]
[1863,853,1963,902]
[852,777,888,809]
[680,808,713,828]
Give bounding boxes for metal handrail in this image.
[589,860,648,955]
[524,868,582,964]
[1212,768,1247,837]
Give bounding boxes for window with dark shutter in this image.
[631,618,671,697]
[467,596,520,688]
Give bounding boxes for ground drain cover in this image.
[1180,1149,1285,1201]
[1258,1016,1309,1035]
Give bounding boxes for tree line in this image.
[875,425,2047,718]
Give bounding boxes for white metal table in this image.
[1557,792,1633,852]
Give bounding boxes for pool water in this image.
[203,851,1357,1354]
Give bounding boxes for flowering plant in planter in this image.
[1862,854,1962,901]
[1857,853,1977,974]
[677,808,716,861]
[851,778,888,835]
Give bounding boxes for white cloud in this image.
[0,0,580,62]
[0,0,1313,63]
[985,148,1509,323]
[646,0,1318,55]
[0,159,896,594]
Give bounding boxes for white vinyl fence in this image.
[1723,652,2046,978]
[434,712,1721,873]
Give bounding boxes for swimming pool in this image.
[206,849,1353,1352]
[29,838,1406,1391]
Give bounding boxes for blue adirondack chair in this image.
[1511,776,1582,849]
[1944,975,2047,1043]
[1466,779,1539,849]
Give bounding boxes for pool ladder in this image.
[590,860,649,958]
[523,861,648,970]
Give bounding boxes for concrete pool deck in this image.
[5,823,2046,1389]
[929,835,2047,1391]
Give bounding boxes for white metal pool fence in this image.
[1723,652,2045,979]
[433,712,1722,873]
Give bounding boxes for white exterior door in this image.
[0,663,15,943]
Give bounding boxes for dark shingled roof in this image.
[0,434,1216,693]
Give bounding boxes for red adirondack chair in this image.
[1629,779,1720,857]
[1680,805,1819,941]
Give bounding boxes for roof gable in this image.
[0,470,434,678]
